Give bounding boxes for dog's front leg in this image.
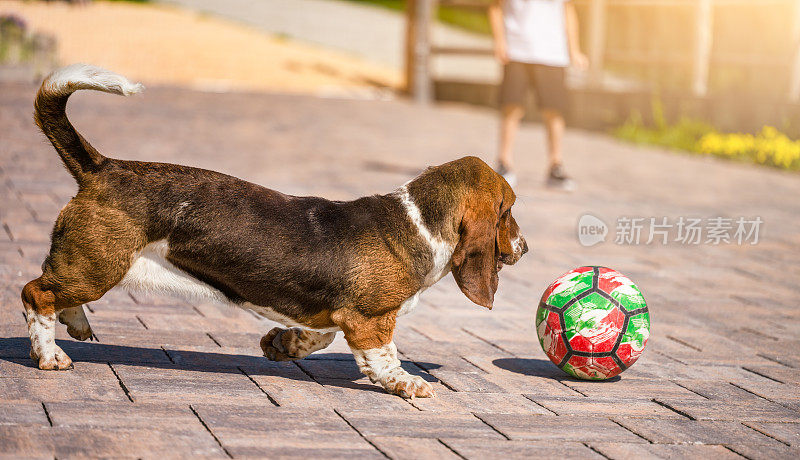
[332,308,434,399]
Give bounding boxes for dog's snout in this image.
[521,237,529,255]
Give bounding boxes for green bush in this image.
[615,100,800,171]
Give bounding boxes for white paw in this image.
[35,345,73,370]
[382,369,435,399]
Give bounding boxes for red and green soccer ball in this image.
[536,266,650,380]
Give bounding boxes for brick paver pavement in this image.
[1,82,799,458]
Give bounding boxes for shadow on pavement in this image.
[492,357,622,382]
[0,337,442,387]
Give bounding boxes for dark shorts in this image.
[499,62,569,114]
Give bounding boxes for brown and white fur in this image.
[23,64,527,398]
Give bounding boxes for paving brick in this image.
[530,396,685,419]
[589,442,742,459]
[394,345,488,375]
[0,336,36,360]
[80,314,149,331]
[427,369,507,393]
[725,443,800,460]
[561,378,704,400]
[111,364,276,405]
[0,376,129,403]
[743,421,800,446]
[467,355,567,380]
[137,313,263,334]
[734,380,800,401]
[319,378,419,412]
[201,331,265,349]
[475,414,647,442]
[192,404,382,457]
[742,365,800,385]
[337,411,506,439]
[93,328,220,348]
[227,446,385,459]
[0,402,50,426]
[244,373,333,408]
[0,425,226,458]
[613,418,785,445]
[55,340,174,366]
[45,401,199,428]
[163,345,290,371]
[411,392,551,414]
[671,378,764,399]
[0,359,118,380]
[442,439,603,459]
[368,436,462,460]
[296,356,363,380]
[462,355,582,396]
[86,301,195,316]
[655,397,800,422]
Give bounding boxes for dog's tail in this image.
[34,64,144,183]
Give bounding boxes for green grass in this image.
[614,99,800,171]
[341,0,491,35]
[614,100,714,153]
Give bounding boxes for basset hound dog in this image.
[22,65,528,398]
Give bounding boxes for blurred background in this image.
[1,0,799,171]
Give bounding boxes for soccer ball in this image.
[536,266,650,380]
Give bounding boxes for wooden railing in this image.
[405,0,800,103]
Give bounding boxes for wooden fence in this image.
[406,0,800,105]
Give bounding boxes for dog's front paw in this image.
[382,369,435,399]
[33,345,73,370]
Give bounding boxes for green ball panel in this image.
[535,304,549,328]
[621,312,651,350]
[543,270,594,308]
[611,284,647,312]
[562,291,616,333]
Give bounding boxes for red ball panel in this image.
[540,311,568,364]
[583,307,626,353]
[592,356,623,379]
[616,342,646,367]
[568,333,593,354]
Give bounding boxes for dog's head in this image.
[448,157,528,309]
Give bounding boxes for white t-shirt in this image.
[503,0,570,67]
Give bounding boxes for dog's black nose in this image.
[522,238,529,255]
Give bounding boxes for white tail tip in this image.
[42,64,144,98]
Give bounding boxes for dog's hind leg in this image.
[261,327,336,361]
[23,198,146,370]
[58,305,93,341]
[22,278,73,370]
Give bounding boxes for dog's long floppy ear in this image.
[451,203,499,309]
